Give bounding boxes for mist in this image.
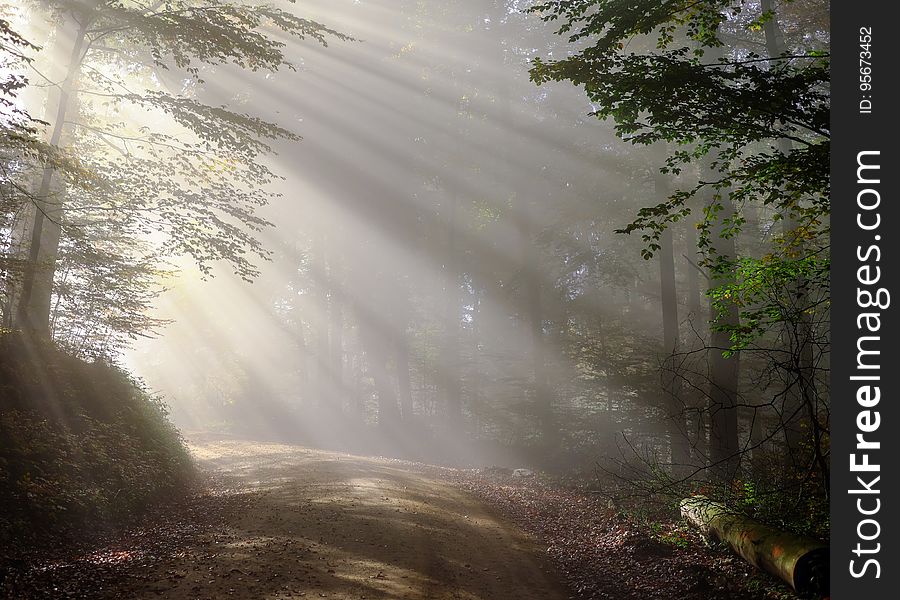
[2,1,831,596]
[111,0,652,469]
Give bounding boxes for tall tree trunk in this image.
[16,16,88,335]
[591,310,620,454]
[396,336,413,421]
[761,0,815,475]
[373,357,399,430]
[706,181,742,483]
[371,354,399,431]
[359,318,399,430]
[682,221,709,464]
[293,314,310,406]
[328,250,344,413]
[683,222,705,328]
[595,314,615,413]
[521,202,556,452]
[440,191,463,431]
[349,334,366,420]
[654,159,691,472]
[311,231,330,409]
[748,404,767,480]
[692,36,741,483]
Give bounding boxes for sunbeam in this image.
[2,0,833,598]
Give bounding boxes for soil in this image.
[2,436,568,600]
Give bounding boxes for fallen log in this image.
[680,495,828,598]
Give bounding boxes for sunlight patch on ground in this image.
[151,438,570,600]
[334,556,438,598]
[187,440,310,462]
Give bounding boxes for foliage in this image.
[0,333,193,547]
[708,248,828,355]
[2,0,349,355]
[728,469,830,541]
[528,0,830,349]
[648,519,692,549]
[0,17,37,126]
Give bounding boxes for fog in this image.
[105,0,666,468]
[0,4,833,596]
[0,0,828,479]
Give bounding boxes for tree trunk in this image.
[520,202,556,452]
[396,336,414,421]
[655,167,691,472]
[360,321,399,430]
[684,223,704,325]
[761,0,815,475]
[748,403,767,480]
[682,221,708,464]
[681,496,828,597]
[704,164,741,482]
[293,314,310,406]
[440,191,463,430]
[311,231,330,409]
[593,314,616,413]
[328,251,344,412]
[349,337,366,420]
[16,16,88,336]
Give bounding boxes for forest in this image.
[1,1,829,599]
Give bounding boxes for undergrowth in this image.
[0,333,194,552]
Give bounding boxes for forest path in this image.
[117,437,568,600]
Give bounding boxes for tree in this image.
[653,156,692,471]
[1,17,88,330]
[529,0,829,486]
[7,0,346,353]
[528,0,828,315]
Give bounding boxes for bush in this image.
[0,333,194,548]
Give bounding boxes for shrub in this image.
[0,333,193,548]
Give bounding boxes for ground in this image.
[2,436,567,600]
[2,436,795,600]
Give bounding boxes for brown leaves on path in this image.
[441,468,795,600]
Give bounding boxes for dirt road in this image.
[106,438,568,600]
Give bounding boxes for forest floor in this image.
[2,436,566,600]
[2,435,793,600]
[442,470,794,600]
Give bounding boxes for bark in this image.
[349,340,366,419]
[655,168,691,471]
[684,223,704,326]
[704,162,741,482]
[311,231,330,408]
[681,496,828,597]
[595,314,615,413]
[372,358,399,430]
[748,403,767,480]
[694,31,739,474]
[440,191,463,430]
[521,203,556,451]
[761,0,816,475]
[395,336,414,421]
[682,221,708,464]
[293,312,310,405]
[327,251,344,411]
[468,288,482,430]
[707,270,741,479]
[16,17,88,335]
[360,321,399,429]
